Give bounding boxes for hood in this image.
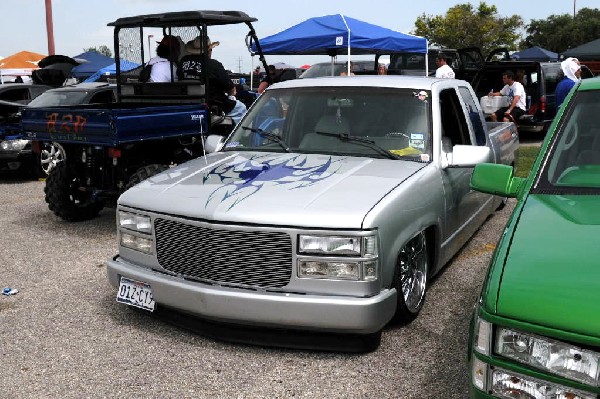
[496,194,600,338]
[120,152,425,228]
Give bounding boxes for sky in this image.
[0,0,597,73]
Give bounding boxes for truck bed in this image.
[21,103,209,146]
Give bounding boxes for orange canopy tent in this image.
[0,50,46,82]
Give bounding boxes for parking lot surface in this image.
[0,177,514,398]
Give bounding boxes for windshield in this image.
[27,91,88,107]
[299,61,374,78]
[538,90,600,191]
[225,86,432,160]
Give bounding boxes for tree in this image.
[521,8,600,53]
[83,45,112,57]
[413,2,523,56]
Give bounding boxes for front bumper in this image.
[107,255,397,334]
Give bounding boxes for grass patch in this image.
[515,145,541,178]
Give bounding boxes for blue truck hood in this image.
[119,151,425,228]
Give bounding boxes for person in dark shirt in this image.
[178,36,235,113]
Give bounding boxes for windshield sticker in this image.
[225,141,241,148]
[420,154,430,162]
[414,90,428,102]
[409,133,425,149]
[203,154,343,210]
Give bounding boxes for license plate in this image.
[116,277,155,312]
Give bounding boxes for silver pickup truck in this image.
[106,76,518,351]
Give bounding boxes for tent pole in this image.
[250,56,254,89]
[425,39,429,77]
[340,14,351,75]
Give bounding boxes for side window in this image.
[89,90,116,104]
[458,86,486,145]
[0,88,30,103]
[439,88,472,147]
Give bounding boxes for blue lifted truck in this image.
[21,10,269,221]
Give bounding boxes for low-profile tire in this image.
[44,162,104,222]
[391,230,429,324]
[126,164,169,190]
[40,142,66,176]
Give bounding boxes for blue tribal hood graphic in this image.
[203,153,343,210]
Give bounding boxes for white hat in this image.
[561,57,581,82]
[184,36,220,55]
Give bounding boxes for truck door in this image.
[439,88,487,249]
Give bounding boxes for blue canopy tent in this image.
[70,51,115,79]
[84,59,140,82]
[251,14,427,77]
[510,46,558,62]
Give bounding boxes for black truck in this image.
[21,10,269,221]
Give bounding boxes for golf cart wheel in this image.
[44,162,103,222]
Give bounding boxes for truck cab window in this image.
[439,88,471,147]
[458,86,486,145]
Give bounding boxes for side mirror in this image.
[446,145,491,168]
[204,135,225,153]
[470,163,525,197]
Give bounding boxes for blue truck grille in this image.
[154,218,293,288]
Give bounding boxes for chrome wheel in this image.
[398,231,428,314]
[40,142,66,176]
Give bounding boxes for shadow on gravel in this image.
[0,171,40,183]
[17,206,116,239]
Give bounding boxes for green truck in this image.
[468,77,600,398]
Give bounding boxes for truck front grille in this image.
[154,218,293,288]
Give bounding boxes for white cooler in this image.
[480,96,510,115]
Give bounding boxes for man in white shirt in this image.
[435,54,455,79]
[489,70,527,122]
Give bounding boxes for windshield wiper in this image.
[315,131,400,160]
[242,126,290,152]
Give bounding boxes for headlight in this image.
[496,327,600,386]
[0,139,29,151]
[297,234,378,281]
[298,260,360,280]
[491,367,595,399]
[120,232,154,255]
[298,235,378,256]
[118,211,152,234]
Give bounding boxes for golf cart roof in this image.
[108,10,257,28]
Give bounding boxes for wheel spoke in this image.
[399,232,428,313]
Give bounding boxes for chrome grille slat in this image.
[154,218,292,288]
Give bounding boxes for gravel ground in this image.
[0,176,515,399]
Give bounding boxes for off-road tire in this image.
[126,164,169,190]
[44,162,104,222]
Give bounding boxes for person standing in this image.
[489,70,527,123]
[435,54,455,79]
[555,57,581,109]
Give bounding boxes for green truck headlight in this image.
[496,327,600,386]
[491,367,595,399]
